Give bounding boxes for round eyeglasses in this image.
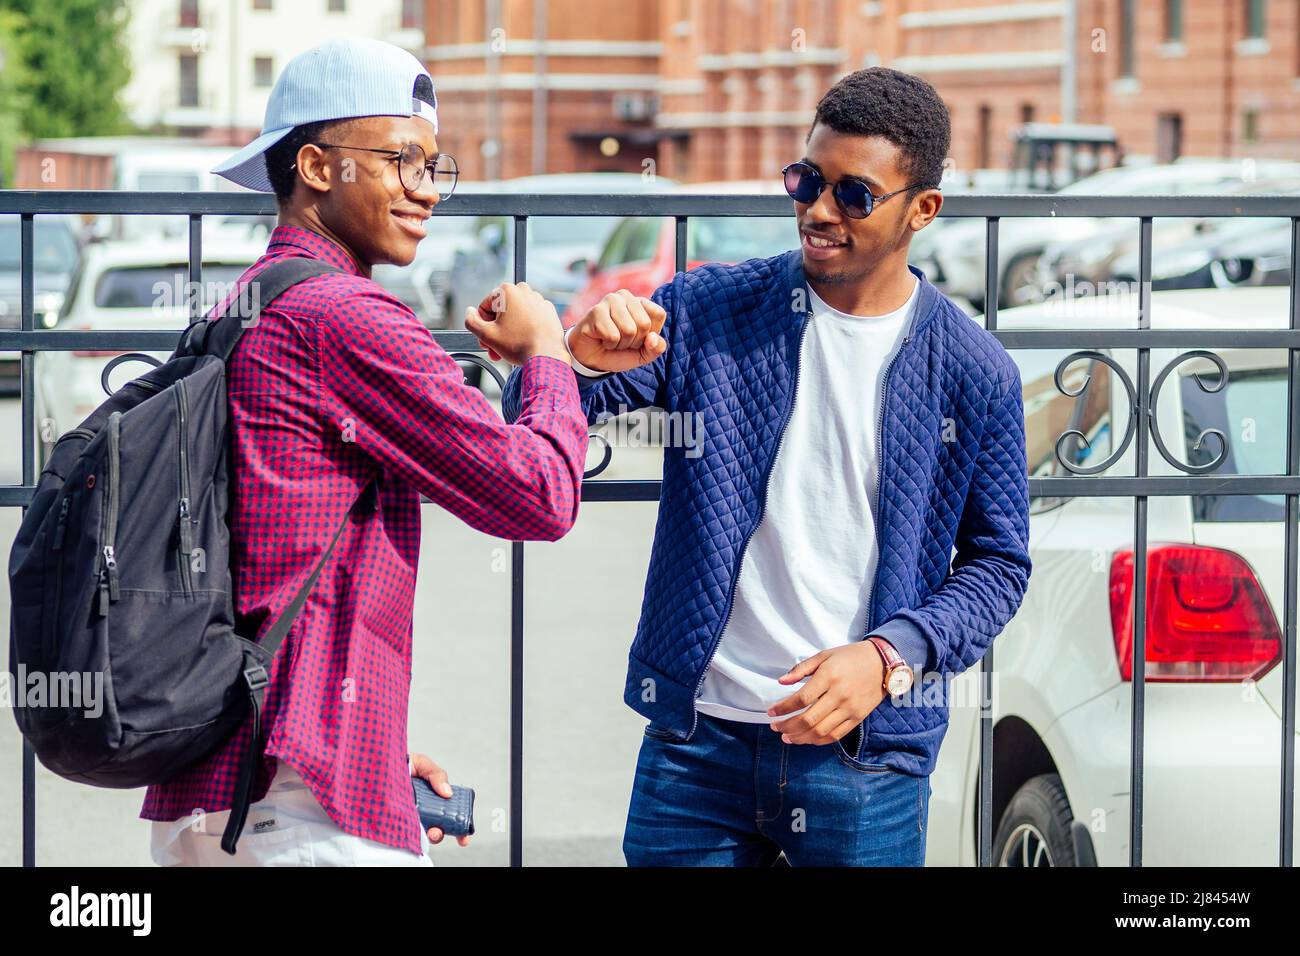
[311,142,459,199]
[782,161,932,219]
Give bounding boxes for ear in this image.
[909,188,943,232]
[293,142,332,198]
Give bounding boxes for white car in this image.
[927,285,1297,866]
[35,239,264,456]
[922,160,1300,311]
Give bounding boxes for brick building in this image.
[421,0,1300,182]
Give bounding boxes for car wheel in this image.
[994,773,1077,867]
[1001,253,1045,309]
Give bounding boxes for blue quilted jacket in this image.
[503,250,1031,776]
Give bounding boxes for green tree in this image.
[0,9,31,184]
[0,0,133,141]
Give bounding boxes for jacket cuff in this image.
[870,616,932,676]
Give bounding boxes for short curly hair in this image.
[263,117,357,202]
[810,68,950,194]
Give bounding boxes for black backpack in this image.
[8,257,377,854]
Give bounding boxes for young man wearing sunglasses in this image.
[142,38,594,866]
[502,67,1031,866]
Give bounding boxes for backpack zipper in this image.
[174,379,194,598]
[45,496,71,660]
[97,411,121,615]
[688,307,813,738]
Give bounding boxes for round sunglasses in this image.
[782,161,933,219]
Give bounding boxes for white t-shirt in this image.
[695,276,919,722]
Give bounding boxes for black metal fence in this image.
[2,189,1297,867]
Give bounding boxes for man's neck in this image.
[807,261,917,318]
[277,207,370,278]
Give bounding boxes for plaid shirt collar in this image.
[266,224,365,276]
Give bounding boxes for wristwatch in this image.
[867,636,914,696]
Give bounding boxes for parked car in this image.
[446,172,678,333]
[561,179,793,326]
[1040,178,1299,293]
[927,285,1298,866]
[34,239,263,456]
[919,159,1300,312]
[0,214,82,397]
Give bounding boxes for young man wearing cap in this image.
[502,68,1031,866]
[140,38,659,866]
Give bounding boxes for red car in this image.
[562,182,795,326]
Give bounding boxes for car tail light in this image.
[1109,544,1282,682]
[71,323,125,359]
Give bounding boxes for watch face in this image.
[887,667,914,696]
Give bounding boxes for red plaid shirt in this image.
[141,225,588,853]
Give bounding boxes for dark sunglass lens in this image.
[835,179,873,219]
[784,164,821,203]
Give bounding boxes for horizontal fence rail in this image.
[1,190,1297,869]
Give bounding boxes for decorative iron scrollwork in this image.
[1148,349,1230,474]
[1051,348,1231,476]
[1052,350,1138,475]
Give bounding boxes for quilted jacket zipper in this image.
[97,411,121,615]
[174,379,194,597]
[688,306,814,738]
[862,329,911,636]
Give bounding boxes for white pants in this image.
[150,759,433,867]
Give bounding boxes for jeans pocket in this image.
[643,722,681,742]
[831,741,894,773]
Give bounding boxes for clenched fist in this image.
[464,282,568,367]
[567,290,667,374]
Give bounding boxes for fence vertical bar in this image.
[510,215,528,867]
[1131,215,1153,867]
[19,213,36,868]
[188,215,203,323]
[675,216,687,274]
[1282,218,1299,867]
[979,216,999,866]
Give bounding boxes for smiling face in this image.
[795,123,939,288]
[292,114,440,270]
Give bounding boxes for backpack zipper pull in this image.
[52,497,70,551]
[103,545,120,602]
[97,568,110,616]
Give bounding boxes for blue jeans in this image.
[623,712,931,866]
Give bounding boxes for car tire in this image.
[1000,252,1045,309]
[993,773,1078,867]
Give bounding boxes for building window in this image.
[1163,0,1183,41]
[327,0,346,11]
[1021,102,1035,124]
[1120,0,1136,77]
[977,104,992,170]
[1156,113,1183,162]
[253,56,274,88]
[401,0,422,29]
[1244,0,1266,39]
[252,0,272,10]
[1242,109,1260,142]
[178,54,199,107]
[179,0,199,28]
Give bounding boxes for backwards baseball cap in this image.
[212,37,439,193]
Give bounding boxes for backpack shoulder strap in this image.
[176,257,342,362]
